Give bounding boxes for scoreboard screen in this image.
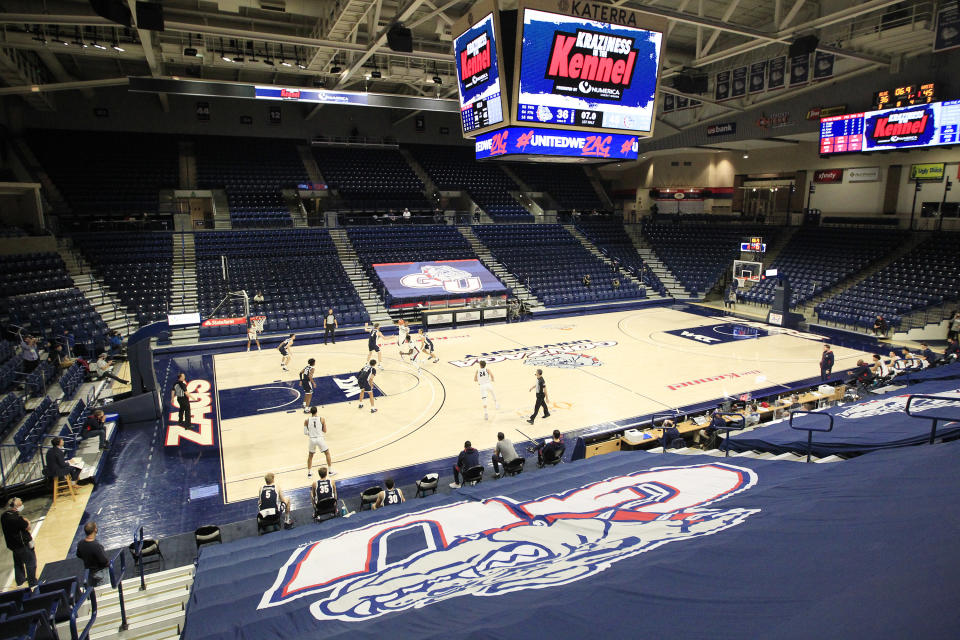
[513,1,665,135]
[453,4,507,137]
[873,82,935,110]
[820,99,960,154]
[819,112,865,154]
[741,237,765,252]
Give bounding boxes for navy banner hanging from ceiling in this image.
[767,56,786,90]
[749,61,766,94]
[731,66,747,98]
[662,93,675,112]
[813,51,834,80]
[715,70,731,101]
[934,5,960,52]
[790,53,809,86]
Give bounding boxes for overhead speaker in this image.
[671,73,707,94]
[789,35,819,58]
[387,23,413,53]
[88,0,132,27]
[135,1,165,31]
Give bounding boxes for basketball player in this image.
[356,359,377,413]
[278,333,295,371]
[474,360,500,420]
[417,329,439,363]
[373,477,404,509]
[399,333,419,364]
[364,323,384,365]
[257,472,292,527]
[304,406,335,477]
[246,320,261,352]
[310,467,337,519]
[396,319,410,353]
[300,358,316,413]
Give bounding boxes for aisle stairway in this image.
[457,226,543,310]
[623,225,690,298]
[328,229,392,324]
[562,224,660,298]
[56,239,139,335]
[169,233,199,345]
[211,190,232,230]
[59,565,194,640]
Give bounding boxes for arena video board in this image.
[373,260,508,304]
[453,0,508,136]
[474,126,638,161]
[820,99,960,154]
[513,0,666,136]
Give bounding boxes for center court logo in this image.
[258,464,759,621]
[448,339,616,368]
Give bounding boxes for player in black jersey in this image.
[300,358,316,413]
[278,334,295,371]
[356,359,377,413]
[310,467,338,519]
[257,472,292,527]
[373,477,404,509]
[364,322,384,366]
[418,329,439,363]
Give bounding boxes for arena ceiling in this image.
[0,0,937,120]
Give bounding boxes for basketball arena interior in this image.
[1,0,959,638]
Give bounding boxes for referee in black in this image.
[171,372,191,426]
[526,369,550,424]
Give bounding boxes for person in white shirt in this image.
[474,360,500,420]
[304,406,335,477]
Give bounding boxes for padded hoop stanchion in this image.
[714,413,746,457]
[789,410,834,463]
[904,394,960,445]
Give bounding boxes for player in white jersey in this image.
[396,320,410,355]
[304,406,335,477]
[246,323,261,352]
[474,360,499,420]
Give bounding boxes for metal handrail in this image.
[904,394,960,445]
[108,549,129,630]
[710,413,747,457]
[70,575,99,640]
[788,410,835,463]
[651,412,683,452]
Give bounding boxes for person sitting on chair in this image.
[582,273,591,287]
[373,477,404,509]
[82,409,108,450]
[450,441,479,488]
[310,467,337,518]
[492,432,519,478]
[849,359,875,393]
[872,315,888,337]
[45,437,80,483]
[537,429,565,467]
[258,472,292,528]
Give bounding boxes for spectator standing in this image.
[76,521,110,586]
[2,497,37,587]
[450,441,480,488]
[172,372,191,426]
[819,344,835,382]
[948,310,960,341]
[323,308,338,345]
[20,334,39,373]
[492,432,519,478]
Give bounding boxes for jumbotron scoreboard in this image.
[453,0,667,162]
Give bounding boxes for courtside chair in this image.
[195,525,222,550]
[462,465,484,486]
[503,457,526,477]
[415,473,439,498]
[359,486,383,511]
[313,497,339,522]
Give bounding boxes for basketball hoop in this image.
[251,315,266,333]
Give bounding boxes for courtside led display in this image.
[820,99,960,154]
[515,6,664,135]
[453,11,506,135]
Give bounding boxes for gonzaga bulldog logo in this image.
[399,264,482,294]
[525,351,600,369]
[259,464,759,621]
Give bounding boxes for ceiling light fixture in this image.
[112,42,124,51]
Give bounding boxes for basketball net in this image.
[251,315,266,333]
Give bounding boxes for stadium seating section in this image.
[815,233,960,330]
[313,146,430,215]
[346,225,480,306]
[29,130,178,220]
[13,395,56,461]
[0,392,26,441]
[196,136,309,227]
[511,163,605,211]
[474,224,645,305]
[641,222,773,296]
[575,218,669,296]
[407,145,532,221]
[5,289,109,355]
[195,230,368,338]
[0,253,73,298]
[738,228,906,309]
[71,232,173,325]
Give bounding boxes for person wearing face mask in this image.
[2,497,37,587]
